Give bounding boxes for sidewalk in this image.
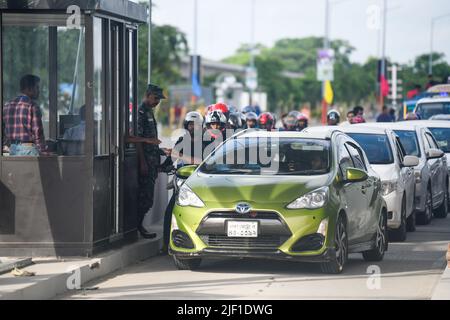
[0,237,162,300]
[431,245,450,300]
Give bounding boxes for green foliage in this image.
[138,23,188,99]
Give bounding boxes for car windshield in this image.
[394,130,421,157]
[416,102,450,120]
[428,128,450,153]
[347,133,393,164]
[200,137,331,176]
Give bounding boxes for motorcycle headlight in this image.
[177,184,205,208]
[287,187,329,210]
[381,181,397,196]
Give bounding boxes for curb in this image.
[431,244,450,300]
[0,238,162,300]
[0,258,33,275]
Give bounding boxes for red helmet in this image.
[258,112,275,131]
[207,103,230,120]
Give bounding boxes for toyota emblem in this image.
[236,203,251,214]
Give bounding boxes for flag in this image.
[380,75,389,97]
[324,80,334,105]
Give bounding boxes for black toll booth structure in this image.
[0,0,148,256]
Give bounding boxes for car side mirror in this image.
[176,165,198,179]
[427,148,445,160]
[345,168,368,183]
[403,155,420,167]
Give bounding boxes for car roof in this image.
[352,122,424,131]
[412,120,450,128]
[416,97,450,104]
[338,125,389,135]
[237,128,333,140]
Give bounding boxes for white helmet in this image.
[184,111,204,129]
[205,110,227,126]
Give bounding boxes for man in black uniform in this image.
[131,84,172,238]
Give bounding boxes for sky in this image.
[142,0,450,65]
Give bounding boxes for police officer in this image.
[134,84,172,239]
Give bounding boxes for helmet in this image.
[350,115,366,124]
[242,105,256,114]
[228,112,243,129]
[284,114,299,131]
[297,113,309,130]
[228,105,238,114]
[258,112,275,131]
[327,110,341,125]
[207,103,230,120]
[183,111,204,130]
[245,112,258,121]
[205,110,227,126]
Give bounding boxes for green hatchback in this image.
[170,128,388,274]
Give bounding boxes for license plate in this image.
[227,221,258,238]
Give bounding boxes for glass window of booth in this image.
[2,14,86,157]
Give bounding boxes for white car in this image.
[362,122,448,224]
[414,96,450,120]
[340,126,419,241]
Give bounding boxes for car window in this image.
[338,142,353,175]
[416,102,450,120]
[425,132,439,150]
[345,143,367,171]
[394,130,421,157]
[347,133,394,165]
[428,127,450,153]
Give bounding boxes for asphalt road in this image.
[61,215,450,300]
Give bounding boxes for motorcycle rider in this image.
[327,110,341,126]
[245,112,258,129]
[258,112,275,131]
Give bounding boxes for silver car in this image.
[362,122,448,224]
[340,126,418,241]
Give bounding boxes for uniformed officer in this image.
[131,84,172,239]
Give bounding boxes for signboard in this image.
[245,66,258,91]
[317,49,335,82]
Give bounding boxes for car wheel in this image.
[435,187,449,219]
[389,197,407,242]
[173,256,202,270]
[320,215,348,274]
[362,211,388,262]
[417,189,433,225]
[406,210,416,232]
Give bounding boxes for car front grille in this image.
[199,234,287,249]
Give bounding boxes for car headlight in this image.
[317,218,329,237]
[287,187,329,210]
[381,181,397,196]
[177,184,205,208]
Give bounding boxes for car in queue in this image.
[340,126,419,241]
[364,122,448,224]
[170,128,388,274]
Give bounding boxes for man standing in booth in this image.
[131,84,172,239]
[3,75,45,156]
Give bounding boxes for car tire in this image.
[406,210,416,232]
[320,215,348,274]
[389,197,407,242]
[362,211,388,262]
[173,256,202,271]
[417,188,433,225]
[434,187,449,219]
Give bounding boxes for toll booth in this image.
[0,0,147,256]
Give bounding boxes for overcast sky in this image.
[146,0,450,65]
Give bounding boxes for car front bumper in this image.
[169,247,337,263]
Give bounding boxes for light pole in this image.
[248,0,256,107]
[148,0,152,84]
[429,13,450,76]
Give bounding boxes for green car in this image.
[169,128,388,274]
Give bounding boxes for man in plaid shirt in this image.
[2,75,45,156]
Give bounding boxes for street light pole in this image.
[148,0,152,84]
[380,0,387,110]
[429,13,450,76]
[249,0,256,107]
[321,0,330,124]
